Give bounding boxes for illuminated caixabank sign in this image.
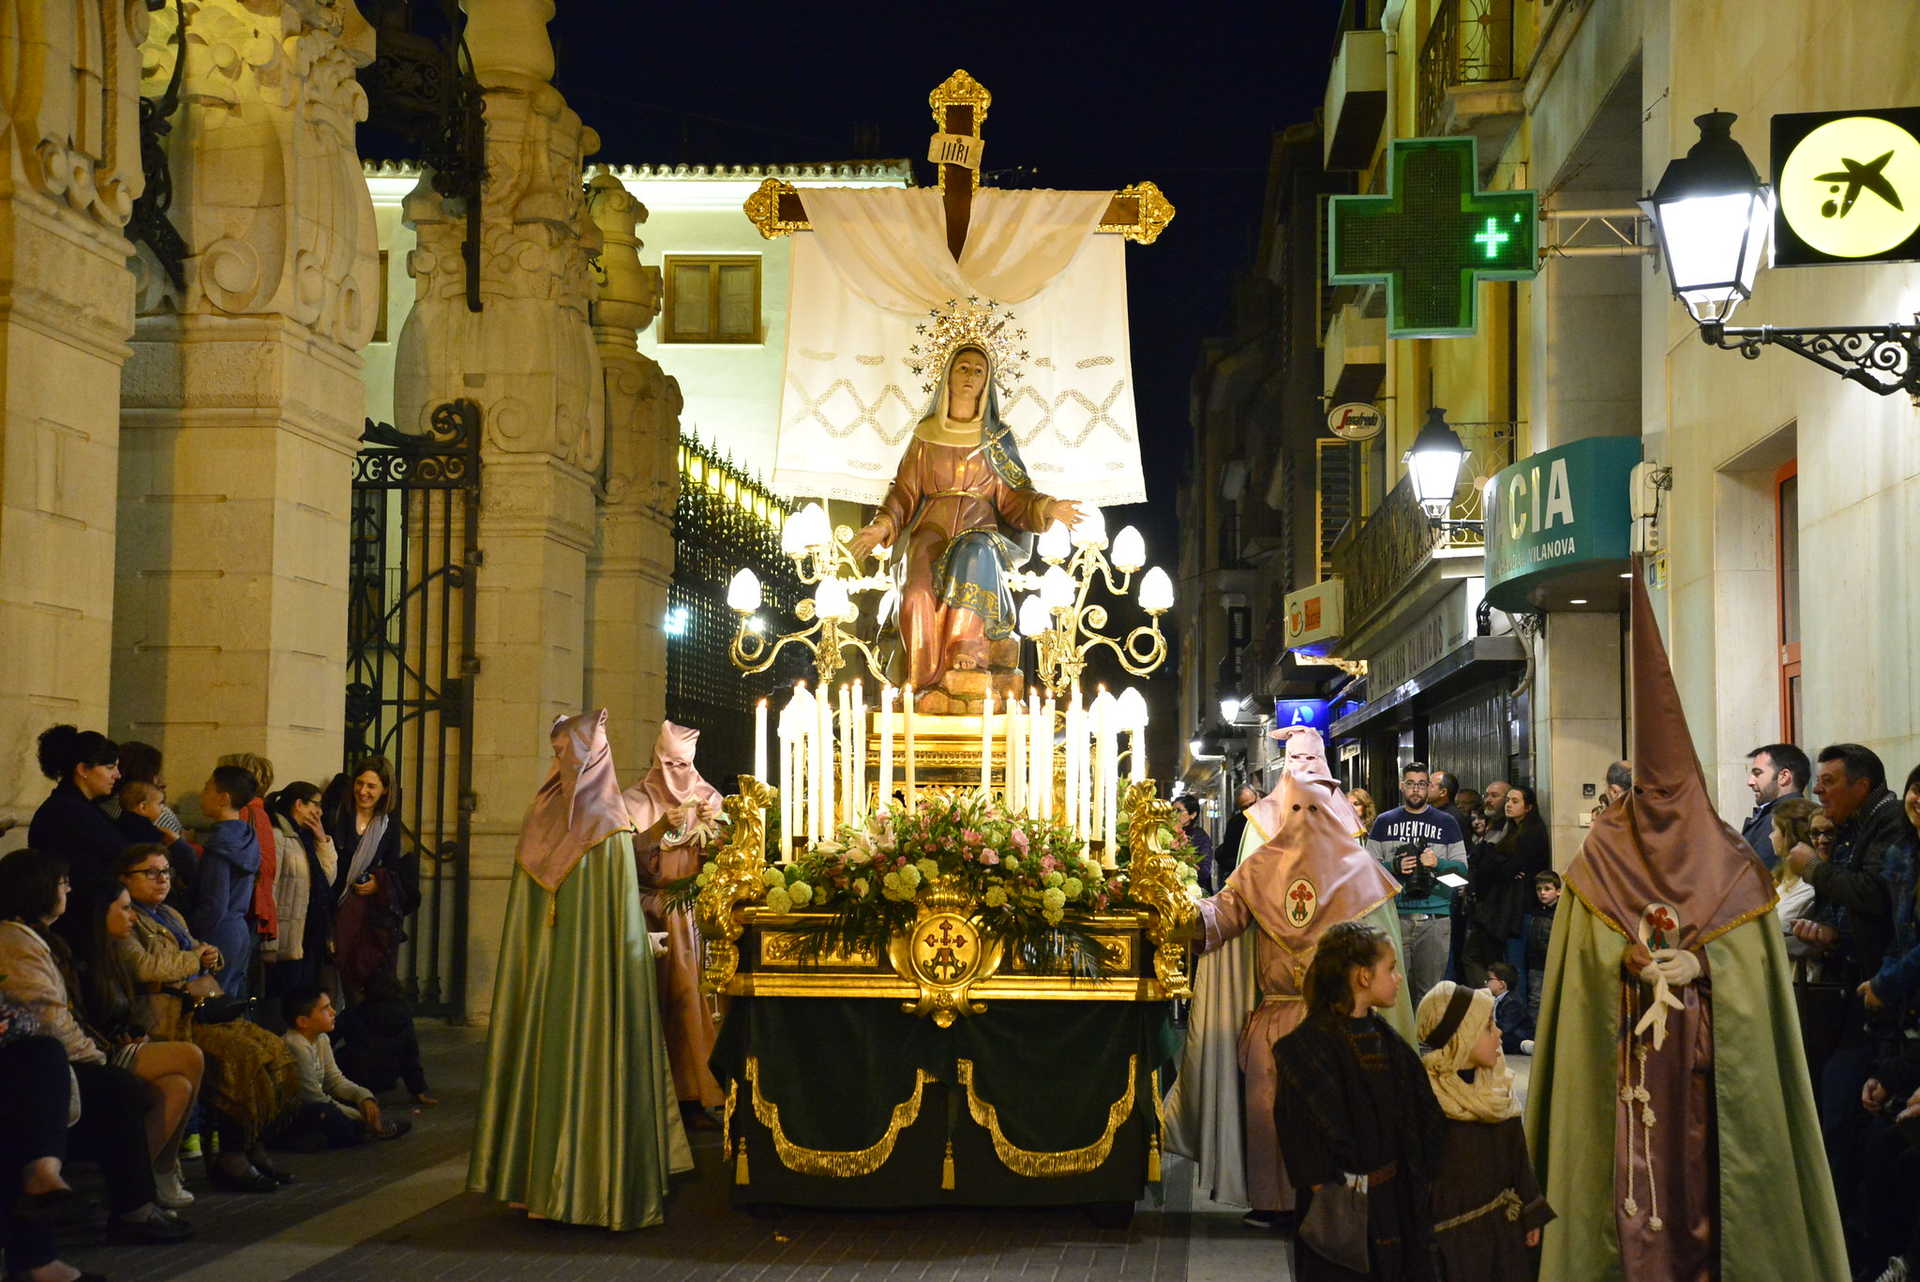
[1327,136,1538,339]
[1772,107,1920,267]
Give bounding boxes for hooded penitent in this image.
[622,721,723,835]
[1227,726,1398,984]
[1161,724,1412,1214]
[1527,568,1845,1282]
[514,710,631,894]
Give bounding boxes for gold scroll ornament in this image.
[696,776,774,994]
[1120,780,1200,999]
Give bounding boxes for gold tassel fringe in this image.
[1148,1134,1161,1182]
[735,1134,749,1185]
[941,1140,956,1190]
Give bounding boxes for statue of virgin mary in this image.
[848,344,1080,691]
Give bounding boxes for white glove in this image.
[1340,1171,1370,1193]
[1642,947,1702,989]
[1632,948,1698,1051]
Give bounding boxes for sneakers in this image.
[107,1204,193,1243]
[155,1162,195,1209]
[180,1132,203,1161]
[1874,1257,1911,1282]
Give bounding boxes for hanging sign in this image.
[1326,402,1384,441]
[1483,436,1641,613]
[1327,136,1538,339]
[1772,108,1920,266]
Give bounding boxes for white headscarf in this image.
[1416,980,1520,1123]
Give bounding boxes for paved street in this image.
[65,1024,1293,1282]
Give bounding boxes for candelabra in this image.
[726,502,890,684]
[1012,510,1173,699]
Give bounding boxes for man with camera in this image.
[1363,760,1468,1009]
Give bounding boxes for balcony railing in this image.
[1330,421,1514,632]
[1417,0,1517,136]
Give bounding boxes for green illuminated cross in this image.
[1328,137,1538,339]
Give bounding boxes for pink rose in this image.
[1011,828,1030,853]
[1039,854,1059,873]
[980,850,1000,866]
[962,828,983,846]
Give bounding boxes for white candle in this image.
[1128,722,1146,786]
[1065,683,1083,837]
[1040,694,1055,819]
[1007,696,1024,812]
[979,688,995,797]
[852,679,866,822]
[904,686,917,812]
[754,698,768,786]
[878,685,895,814]
[838,682,852,824]
[778,715,792,861]
[819,681,834,837]
[1093,687,1117,856]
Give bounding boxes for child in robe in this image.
[1416,980,1554,1281]
[1272,921,1445,1281]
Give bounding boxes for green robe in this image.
[468,831,693,1229]
[1525,893,1846,1280]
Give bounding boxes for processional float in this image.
[689,72,1191,1215]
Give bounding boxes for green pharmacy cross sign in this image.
[1329,137,1538,339]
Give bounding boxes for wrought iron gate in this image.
[344,400,480,1020]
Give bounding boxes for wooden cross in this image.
[743,70,1174,256]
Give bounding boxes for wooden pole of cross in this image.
[743,70,1175,256]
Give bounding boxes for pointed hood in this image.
[622,720,724,833]
[1241,724,1366,849]
[1228,726,1400,987]
[1564,568,1775,949]
[515,709,630,893]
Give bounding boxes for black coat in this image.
[1807,787,1908,980]
[29,783,129,946]
[1471,817,1550,943]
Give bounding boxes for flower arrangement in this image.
[690,790,1201,976]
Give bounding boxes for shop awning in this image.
[1329,634,1525,738]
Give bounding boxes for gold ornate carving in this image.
[743,177,807,239]
[695,777,773,993]
[956,1055,1137,1177]
[1121,780,1199,999]
[746,1056,932,1178]
[1102,181,1177,245]
[928,69,992,132]
[887,873,1005,1026]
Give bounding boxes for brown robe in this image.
[1562,570,1775,1281]
[623,721,726,1110]
[867,423,1057,689]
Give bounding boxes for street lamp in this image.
[1643,111,1920,402]
[1639,111,1773,325]
[1406,407,1479,530]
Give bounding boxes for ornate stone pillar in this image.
[114,0,379,790]
[392,0,602,1018]
[0,3,146,824]
[583,172,679,769]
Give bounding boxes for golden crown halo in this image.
[906,296,1029,396]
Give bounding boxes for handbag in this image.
[193,993,254,1025]
[1300,1175,1370,1273]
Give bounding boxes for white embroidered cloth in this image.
[773,187,1146,506]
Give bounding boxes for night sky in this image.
[541,2,1342,556]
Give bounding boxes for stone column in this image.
[392,0,602,1020]
[114,0,379,792]
[0,3,146,826]
[582,173,679,770]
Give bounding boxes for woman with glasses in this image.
[0,849,193,1245]
[114,846,300,1195]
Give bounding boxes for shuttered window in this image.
[664,256,761,343]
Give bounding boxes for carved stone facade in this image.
[582,172,678,774]
[0,2,147,816]
[115,0,380,785]
[390,0,607,1013]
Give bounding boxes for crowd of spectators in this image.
[0,726,430,1282]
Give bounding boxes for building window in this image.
[664,256,761,343]
[372,250,390,344]
[1774,460,1801,741]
